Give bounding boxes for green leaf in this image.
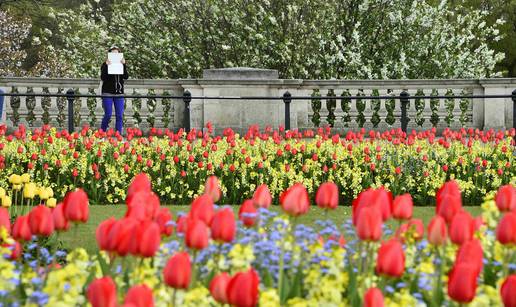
[96,251,110,277]
[261,268,274,288]
[204,269,217,288]
[287,269,304,299]
[279,274,291,304]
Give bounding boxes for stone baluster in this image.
[33,86,45,128]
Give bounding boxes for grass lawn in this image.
[60,205,483,254]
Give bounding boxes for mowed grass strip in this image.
[60,205,482,254]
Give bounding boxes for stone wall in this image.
[1,68,515,133]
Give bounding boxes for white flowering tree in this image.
[0,10,29,76]
[49,0,504,79]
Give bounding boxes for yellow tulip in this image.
[46,187,54,198]
[23,182,36,199]
[13,184,22,191]
[9,174,21,185]
[20,173,30,183]
[0,187,5,199]
[39,188,49,200]
[2,196,11,208]
[46,198,57,208]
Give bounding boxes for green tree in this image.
[8,0,507,79]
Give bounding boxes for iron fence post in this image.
[66,89,75,133]
[283,91,292,130]
[0,89,4,123]
[400,90,410,133]
[183,90,192,133]
[512,89,516,131]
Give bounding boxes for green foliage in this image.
[41,0,504,79]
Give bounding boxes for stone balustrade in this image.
[1,68,515,133]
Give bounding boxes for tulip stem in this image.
[190,250,198,289]
[432,246,444,307]
[278,217,295,302]
[172,289,177,306]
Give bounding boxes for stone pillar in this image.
[198,67,281,134]
[480,79,516,130]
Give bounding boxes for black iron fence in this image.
[1,89,516,134]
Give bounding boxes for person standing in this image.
[100,45,128,135]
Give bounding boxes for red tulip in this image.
[501,275,516,307]
[52,203,69,232]
[376,239,405,278]
[107,218,139,256]
[126,191,160,221]
[427,215,447,245]
[356,206,382,241]
[164,252,191,289]
[495,185,516,212]
[226,268,260,307]
[392,194,413,220]
[96,217,117,252]
[496,212,516,245]
[12,215,32,242]
[87,277,118,307]
[436,180,461,203]
[352,187,392,225]
[210,272,231,304]
[5,241,21,260]
[449,211,475,245]
[239,200,258,227]
[280,183,310,217]
[455,239,483,276]
[436,181,462,224]
[0,207,10,234]
[124,284,154,307]
[176,215,189,234]
[396,219,424,242]
[315,182,339,210]
[185,218,209,250]
[447,263,478,303]
[127,173,152,200]
[190,194,215,226]
[137,221,161,257]
[364,287,384,307]
[28,205,54,237]
[252,184,272,208]
[473,216,485,231]
[205,176,222,202]
[211,207,236,242]
[155,207,173,236]
[63,188,89,223]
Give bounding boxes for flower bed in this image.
[0,174,515,306]
[0,124,514,205]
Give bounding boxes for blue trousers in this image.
[101,96,124,134]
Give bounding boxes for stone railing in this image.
[1,68,515,133]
